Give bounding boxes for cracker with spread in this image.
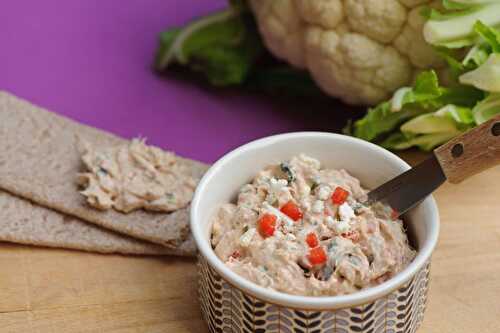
[0,91,207,248]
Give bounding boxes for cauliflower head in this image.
[248,0,444,105]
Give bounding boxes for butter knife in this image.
[366,114,500,217]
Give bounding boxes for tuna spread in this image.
[78,139,197,213]
[211,154,416,296]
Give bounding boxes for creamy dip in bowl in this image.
[211,154,416,297]
[191,132,439,332]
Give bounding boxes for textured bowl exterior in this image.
[198,255,430,333]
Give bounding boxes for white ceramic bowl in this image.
[191,132,439,333]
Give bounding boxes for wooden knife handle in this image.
[434,115,500,184]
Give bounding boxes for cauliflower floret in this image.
[394,3,445,68]
[304,27,412,105]
[344,0,407,43]
[295,0,344,29]
[249,0,444,105]
[249,0,306,68]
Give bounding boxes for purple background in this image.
[0,0,357,163]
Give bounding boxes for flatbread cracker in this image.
[0,91,208,247]
[0,191,196,256]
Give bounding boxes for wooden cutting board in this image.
[1,153,499,333]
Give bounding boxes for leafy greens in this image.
[154,0,323,97]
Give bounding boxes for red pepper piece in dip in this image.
[331,186,349,205]
[280,201,303,221]
[306,232,319,248]
[258,213,277,238]
[308,247,327,265]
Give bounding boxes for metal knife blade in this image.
[366,154,446,217]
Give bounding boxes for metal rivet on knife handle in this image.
[492,122,500,137]
[434,114,500,184]
[451,143,464,158]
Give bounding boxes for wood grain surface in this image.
[0,153,499,333]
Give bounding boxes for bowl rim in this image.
[191,132,440,310]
